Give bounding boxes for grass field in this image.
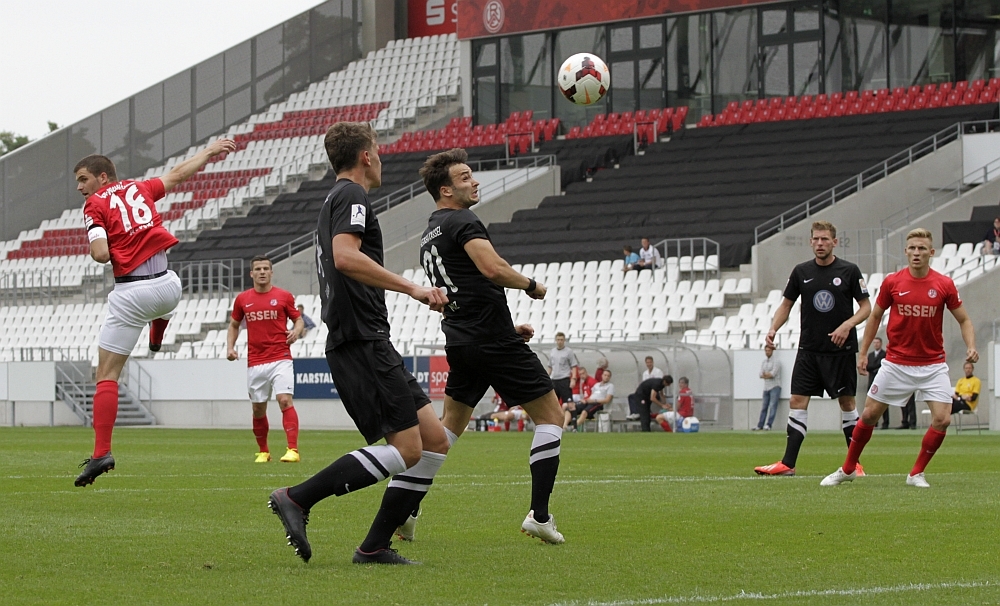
[1,427,999,605]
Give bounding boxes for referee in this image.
[754,220,871,477]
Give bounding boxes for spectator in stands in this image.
[642,356,664,380]
[565,370,614,430]
[656,376,693,432]
[572,366,597,403]
[548,332,578,404]
[622,246,640,272]
[754,344,781,431]
[296,304,317,335]
[952,362,980,414]
[635,237,662,271]
[594,357,609,382]
[629,374,673,429]
[982,217,1000,255]
[867,338,888,429]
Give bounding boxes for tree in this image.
[0,131,30,157]
[48,121,59,133]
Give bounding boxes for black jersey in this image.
[419,208,517,345]
[634,377,666,401]
[782,256,868,354]
[316,179,390,350]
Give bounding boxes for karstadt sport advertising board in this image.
[293,356,450,400]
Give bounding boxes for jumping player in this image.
[755,220,871,477]
[227,255,305,463]
[73,138,235,486]
[413,148,566,543]
[821,229,978,487]
[267,122,450,565]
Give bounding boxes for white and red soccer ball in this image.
[557,53,610,106]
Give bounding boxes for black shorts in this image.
[445,332,554,408]
[326,339,431,445]
[570,403,603,418]
[790,351,857,399]
[552,377,573,403]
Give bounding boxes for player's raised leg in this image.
[75,348,130,486]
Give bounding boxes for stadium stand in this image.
[942,205,1000,248]
[485,105,999,267]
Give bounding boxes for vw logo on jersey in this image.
[813,290,835,312]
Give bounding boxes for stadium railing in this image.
[754,119,1000,244]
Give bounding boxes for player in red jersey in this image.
[72,138,236,487]
[821,228,979,488]
[227,255,305,463]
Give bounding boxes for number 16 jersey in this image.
[83,178,178,277]
[420,208,517,345]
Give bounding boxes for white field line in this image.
[546,581,995,605]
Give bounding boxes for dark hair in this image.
[623,245,633,253]
[662,374,673,384]
[679,376,689,385]
[645,356,653,362]
[325,122,377,173]
[74,155,117,181]
[250,254,272,269]
[419,148,469,201]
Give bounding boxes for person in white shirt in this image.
[754,344,781,430]
[565,370,614,430]
[641,356,664,381]
[636,238,661,271]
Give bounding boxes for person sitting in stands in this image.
[622,246,640,273]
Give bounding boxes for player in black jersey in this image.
[754,220,871,477]
[410,148,567,544]
[267,122,452,565]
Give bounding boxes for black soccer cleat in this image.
[74,452,115,487]
[268,488,312,562]
[352,545,420,565]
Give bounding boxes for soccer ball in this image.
[681,417,700,433]
[557,53,610,105]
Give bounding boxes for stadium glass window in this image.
[134,83,164,135]
[757,2,823,99]
[667,14,712,116]
[713,9,759,111]
[500,33,552,121]
[609,21,664,114]
[101,100,130,155]
[889,0,955,87]
[554,26,609,127]
[473,40,499,124]
[955,0,1000,81]
[163,71,192,124]
[823,1,888,93]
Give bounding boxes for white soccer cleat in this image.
[521,510,565,544]
[906,472,930,488]
[820,467,857,486]
[396,509,419,541]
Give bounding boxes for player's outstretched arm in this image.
[950,305,979,363]
[160,138,237,192]
[829,297,871,347]
[464,239,544,299]
[857,303,884,375]
[226,318,241,361]
[765,298,794,348]
[332,233,447,311]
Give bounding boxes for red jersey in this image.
[677,387,694,418]
[573,376,597,399]
[231,287,301,367]
[83,178,178,277]
[876,268,961,366]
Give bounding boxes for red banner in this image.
[459,0,774,39]
[428,355,450,399]
[410,0,459,37]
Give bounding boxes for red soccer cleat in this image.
[855,463,866,477]
[754,461,795,476]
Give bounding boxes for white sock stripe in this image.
[444,428,459,447]
[352,444,407,479]
[534,423,563,440]
[386,479,431,492]
[530,447,560,466]
[349,450,388,481]
[787,417,807,435]
[406,450,447,480]
[788,409,809,422]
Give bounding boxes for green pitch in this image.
[2,427,999,605]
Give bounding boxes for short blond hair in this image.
[906,228,933,242]
[811,220,837,239]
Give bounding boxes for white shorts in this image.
[867,360,952,407]
[100,271,182,356]
[247,359,295,403]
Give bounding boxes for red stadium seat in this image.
[939,82,953,95]
[956,80,969,94]
[697,114,714,127]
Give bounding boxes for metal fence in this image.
[169,258,246,297]
[654,237,721,281]
[754,120,1000,244]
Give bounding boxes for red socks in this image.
[149,318,169,347]
[660,420,673,432]
[911,427,946,476]
[252,415,269,452]
[842,420,875,474]
[282,406,299,450]
[92,380,119,458]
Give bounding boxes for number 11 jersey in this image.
[419,208,517,345]
[83,178,178,277]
